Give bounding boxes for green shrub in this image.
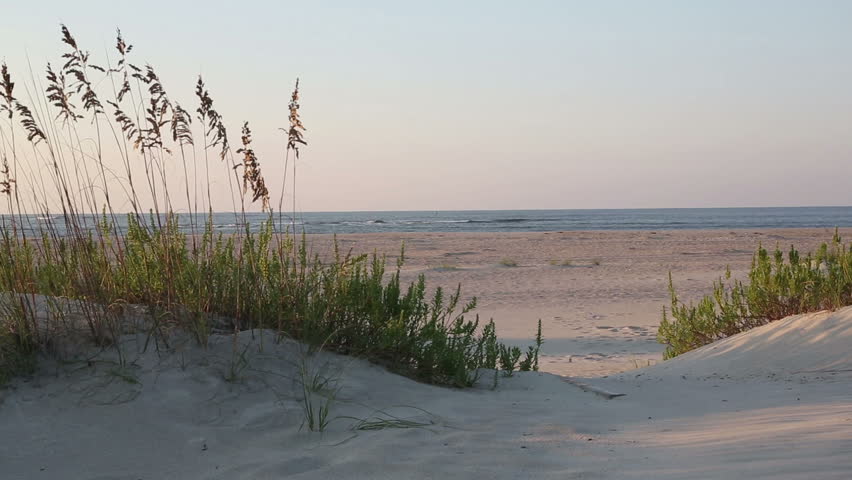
[658,231,852,359]
[498,344,522,376]
[0,215,543,387]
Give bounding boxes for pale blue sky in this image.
[2,1,852,211]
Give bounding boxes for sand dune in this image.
[643,307,852,380]
[2,307,851,479]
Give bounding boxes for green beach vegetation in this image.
[0,25,540,388]
[659,230,852,359]
[498,258,518,267]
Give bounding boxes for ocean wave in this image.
[477,217,566,224]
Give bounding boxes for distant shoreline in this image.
[5,207,851,236]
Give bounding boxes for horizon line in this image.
[6,205,851,216]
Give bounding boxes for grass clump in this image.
[498,258,518,267]
[431,263,460,271]
[297,352,341,432]
[0,25,541,389]
[496,319,543,377]
[520,319,543,372]
[347,412,434,432]
[659,231,852,359]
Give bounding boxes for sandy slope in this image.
[2,306,851,479]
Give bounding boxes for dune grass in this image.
[0,25,540,388]
[431,263,461,271]
[498,258,518,267]
[659,230,852,359]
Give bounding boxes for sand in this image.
[2,228,851,479]
[318,227,849,376]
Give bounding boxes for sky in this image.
[1,0,852,212]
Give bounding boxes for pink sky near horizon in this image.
[1,1,851,213]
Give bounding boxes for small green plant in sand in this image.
[300,385,336,433]
[659,230,852,359]
[431,263,461,271]
[498,319,543,377]
[297,354,341,433]
[499,258,518,267]
[591,258,601,266]
[519,319,543,372]
[343,407,435,432]
[498,344,522,376]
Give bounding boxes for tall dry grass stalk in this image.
[237,122,269,211]
[0,25,541,389]
[280,79,306,229]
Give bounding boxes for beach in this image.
[2,227,852,479]
[310,227,848,376]
[3,5,851,477]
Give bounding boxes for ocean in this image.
[7,207,852,236]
